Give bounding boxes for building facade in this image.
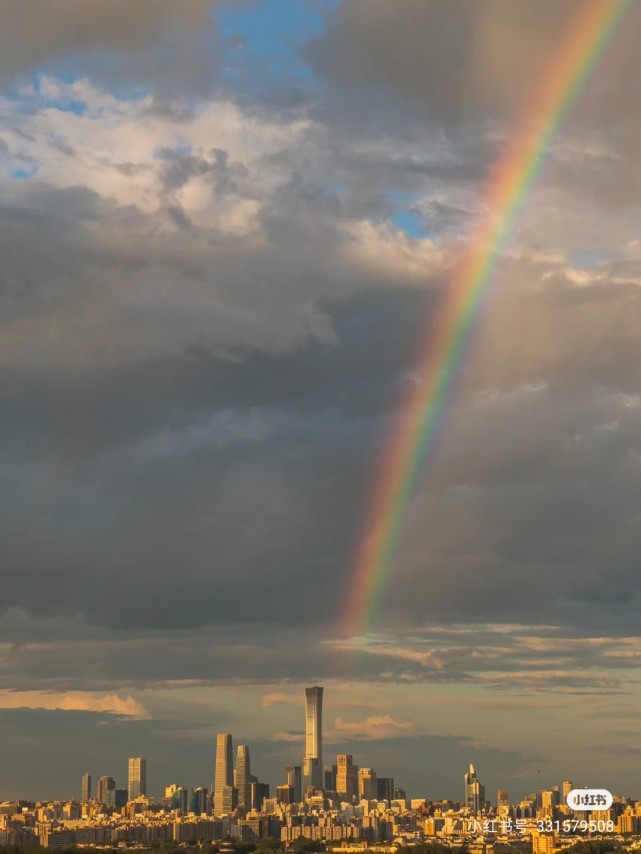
[336,755,358,801]
[234,745,251,809]
[214,734,234,815]
[464,764,484,814]
[128,758,147,800]
[358,768,378,800]
[303,686,323,791]
[81,773,92,802]
[96,776,116,804]
[285,766,302,803]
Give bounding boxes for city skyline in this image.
[2,0,641,805]
[4,684,621,806]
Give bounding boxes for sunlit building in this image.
[464,764,484,814]
[234,745,251,809]
[81,773,91,802]
[214,734,233,815]
[127,758,147,800]
[303,686,323,791]
[336,754,358,801]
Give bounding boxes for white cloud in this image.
[0,690,150,718]
[326,714,418,741]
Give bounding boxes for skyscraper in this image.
[222,784,238,814]
[234,744,251,808]
[81,772,92,802]
[464,764,485,814]
[96,775,115,804]
[336,754,359,800]
[128,758,147,800]
[324,765,337,792]
[376,777,394,802]
[359,768,378,800]
[214,733,234,815]
[497,788,510,817]
[191,787,208,816]
[285,765,302,803]
[303,686,323,790]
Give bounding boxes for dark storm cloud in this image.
[3,608,641,698]
[307,1,637,126]
[0,178,439,631]
[308,0,641,202]
[0,0,223,96]
[2,176,641,637]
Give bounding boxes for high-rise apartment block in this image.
[214,733,233,815]
[324,764,337,792]
[96,776,116,804]
[128,758,147,800]
[541,789,556,817]
[377,777,394,802]
[359,768,378,800]
[190,787,208,816]
[497,788,510,817]
[249,781,270,811]
[336,754,359,800]
[165,785,188,814]
[276,784,295,804]
[303,686,323,791]
[81,773,92,802]
[106,788,128,809]
[285,765,302,803]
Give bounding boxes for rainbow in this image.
[342,0,632,643]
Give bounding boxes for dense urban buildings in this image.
[2,686,637,851]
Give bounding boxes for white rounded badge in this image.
[566,789,613,811]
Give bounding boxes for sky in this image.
[1,0,641,804]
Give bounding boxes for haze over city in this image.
[2,0,641,804]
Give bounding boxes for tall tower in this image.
[81,772,92,802]
[234,744,251,808]
[214,733,234,815]
[303,686,323,790]
[464,763,484,814]
[128,758,147,800]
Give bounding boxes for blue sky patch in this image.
[11,164,39,180]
